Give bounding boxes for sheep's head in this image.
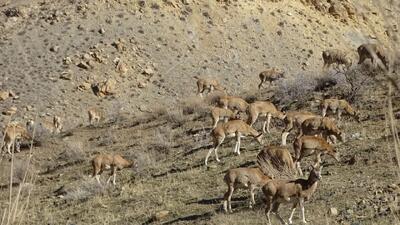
[309,164,323,181]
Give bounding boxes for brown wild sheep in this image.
[257,145,296,175]
[223,167,271,213]
[322,49,352,71]
[357,43,389,70]
[218,95,249,113]
[210,107,238,129]
[205,120,263,166]
[293,135,339,176]
[258,68,285,89]
[298,116,345,143]
[321,98,360,122]
[194,76,225,97]
[91,154,135,185]
[281,111,317,145]
[27,116,63,134]
[88,107,102,125]
[262,164,323,225]
[2,123,32,154]
[247,101,286,133]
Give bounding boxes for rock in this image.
[142,67,154,75]
[60,71,73,80]
[153,210,170,221]
[78,82,91,91]
[116,61,128,74]
[138,82,146,88]
[112,39,126,52]
[63,57,73,65]
[98,28,106,34]
[0,91,9,101]
[329,207,338,216]
[8,90,16,97]
[3,106,17,116]
[50,46,60,52]
[93,78,117,97]
[26,105,34,111]
[77,61,91,70]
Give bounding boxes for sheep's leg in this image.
[337,109,342,121]
[314,153,322,167]
[288,201,299,224]
[272,202,287,225]
[296,161,303,176]
[258,80,264,89]
[227,185,234,213]
[300,198,307,224]
[265,197,273,225]
[223,184,234,213]
[322,106,327,117]
[7,142,12,154]
[236,133,241,155]
[282,132,290,146]
[212,117,218,129]
[263,113,272,133]
[249,184,256,209]
[223,116,229,123]
[206,137,224,166]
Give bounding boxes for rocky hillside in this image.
[0,0,399,225]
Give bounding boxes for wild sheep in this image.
[258,68,285,89]
[88,107,102,125]
[262,165,323,225]
[91,154,136,185]
[281,111,317,145]
[210,107,238,129]
[298,116,345,143]
[247,101,286,133]
[293,135,339,176]
[223,167,271,213]
[322,49,352,71]
[205,120,264,166]
[2,123,32,154]
[218,95,249,113]
[357,43,389,70]
[257,145,296,175]
[321,98,360,122]
[194,76,225,97]
[26,116,63,134]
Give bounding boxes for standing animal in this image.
[223,167,271,213]
[205,120,263,166]
[257,145,296,175]
[88,107,102,125]
[194,76,225,97]
[321,98,360,122]
[281,111,317,145]
[218,95,249,113]
[298,116,345,143]
[293,135,339,176]
[357,43,389,70]
[91,154,135,185]
[262,165,323,225]
[322,49,352,71]
[210,107,238,129]
[26,116,63,134]
[258,68,285,89]
[247,101,286,133]
[2,123,32,154]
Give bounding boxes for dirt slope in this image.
[0,0,399,224]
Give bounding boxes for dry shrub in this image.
[181,96,209,117]
[150,127,174,155]
[165,108,186,126]
[58,141,86,164]
[274,73,318,109]
[132,150,156,177]
[63,179,107,201]
[257,152,297,180]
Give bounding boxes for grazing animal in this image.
[257,145,296,175]
[27,116,63,134]
[298,116,345,143]
[321,98,360,122]
[322,49,352,71]
[194,76,225,97]
[262,165,323,225]
[218,95,249,113]
[2,123,32,154]
[293,135,339,176]
[223,167,271,213]
[281,111,317,145]
[247,101,286,133]
[205,120,263,166]
[88,107,102,125]
[210,107,238,129]
[91,154,135,185]
[258,68,285,89]
[357,43,389,70]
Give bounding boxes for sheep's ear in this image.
[308,165,314,171]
